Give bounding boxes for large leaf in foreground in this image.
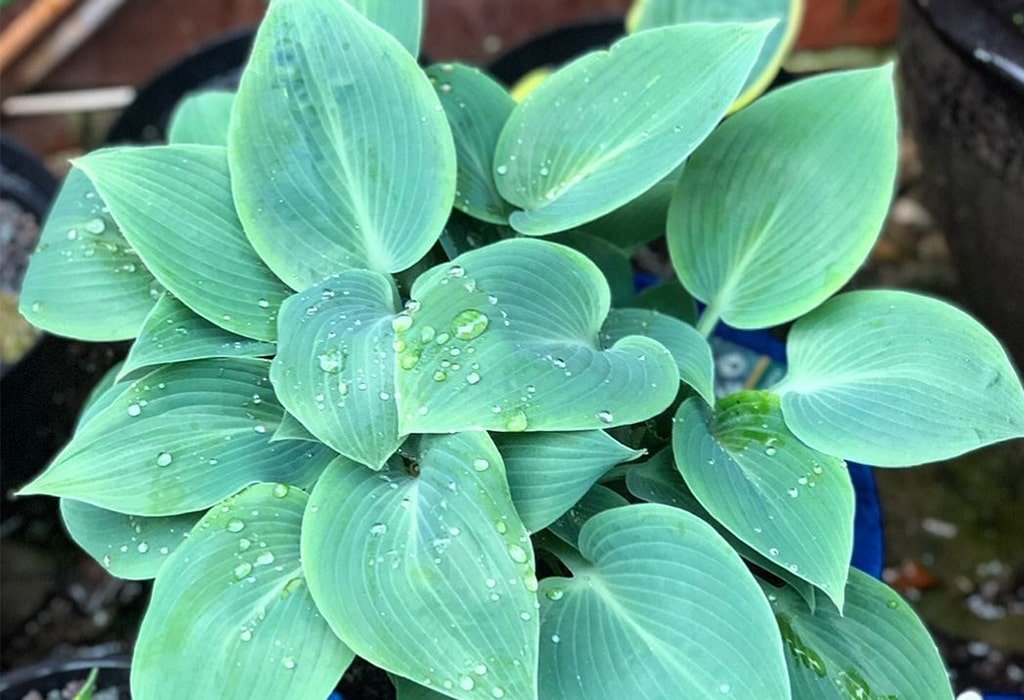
[668,68,898,330]
[168,90,234,146]
[765,569,953,699]
[77,145,290,341]
[119,293,275,379]
[19,167,158,340]
[493,431,641,532]
[539,504,790,698]
[132,484,353,700]
[60,498,201,580]
[230,0,455,288]
[672,393,853,608]
[303,435,539,700]
[396,238,679,434]
[19,359,334,515]
[775,290,1024,466]
[495,22,770,235]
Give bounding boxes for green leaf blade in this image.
[347,0,424,56]
[168,90,235,146]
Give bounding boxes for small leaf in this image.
[230,0,455,288]
[548,231,634,307]
[271,412,320,444]
[668,67,898,329]
[272,269,402,469]
[396,238,679,434]
[764,569,953,699]
[633,278,698,325]
[168,90,235,146]
[302,434,539,700]
[427,62,515,223]
[776,290,1024,466]
[19,359,335,515]
[547,484,629,547]
[493,430,641,532]
[672,393,853,608]
[495,22,771,234]
[119,293,275,380]
[347,0,425,56]
[19,168,158,340]
[132,484,354,700]
[60,498,201,580]
[438,211,513,260]
[539,504,791,698]
[77,145,291,342]
[628,0,802,110]
[626,448,818,610]
[602,308,715,405]
[576,165,682,253]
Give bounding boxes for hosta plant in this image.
[16,0,1024,698]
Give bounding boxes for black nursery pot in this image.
[899,0,1024,361]
[0,657,131,700]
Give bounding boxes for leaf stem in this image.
[695,304,721,338]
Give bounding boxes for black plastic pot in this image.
[0,657,130,700]
[899,0,1024,361]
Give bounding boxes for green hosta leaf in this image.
[302,434,539,700]
[397,239,680,433]
[347,0,424,56]
[60,498,201,580]
[539,504,791,698]
[549,231,634,306]
[765,569,953,699]
[19,168,158,340]
[77,361,127,428]
[602,308,715,405]
[628,0,801,110]
[119,293,275,380]
[495,23,771,235]
[19,359,334,515]
[392,675,450,700]
[230,0,455,288]
[776,291,1024,466]
[493,431,642,532]
[77,145,290,342]
[271,412,319,444]
[547,484,628,547]
[168,90,234,146]
[576,165,681,253]
[427,63,515,223]
[133,484,353,700]
[672,393,852,608]
[272,269,402,469]
[668,67,898,330]
[634,278,698,325]
[626,449,818,610]
[438,212,513,260]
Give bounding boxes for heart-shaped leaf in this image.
[77,145,291,342]
[628,0,801,111]
[775,290,1024,466]
[668,67,898,331]
[539,504,791,698]
[397,238,680,433]
[19,359,335,515]
[168,90,235,146]
[272,269,403,469]
[495,22,771,235]
[20,167,159,340]
[60,498,201,580]
[764,569,953,699]
[229,0,455,288]
[492,431,642,532]
[119,293,275,380]
[427,62,515,223]
[672,392,853,608]
[547,484,629,547]
[626,448,818,610]
[302,434,539,700]
[132,484,354,700]
[602,308,715,405]
[347,0,425,56]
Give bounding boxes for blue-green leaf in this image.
[302,435,539,700]
[668,67,898,330]
[347,0,424,56]
[549,231,634,307]
[673,393,853,608]
[776,291,1024,466]
[132,484,353,700]
[77,145,291,342]
[168,90,234,146]
[633,278,698,325]
[495,22,771,234]
[546,484,629,547]
[19,168,158,340]
[229,0,455,288]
